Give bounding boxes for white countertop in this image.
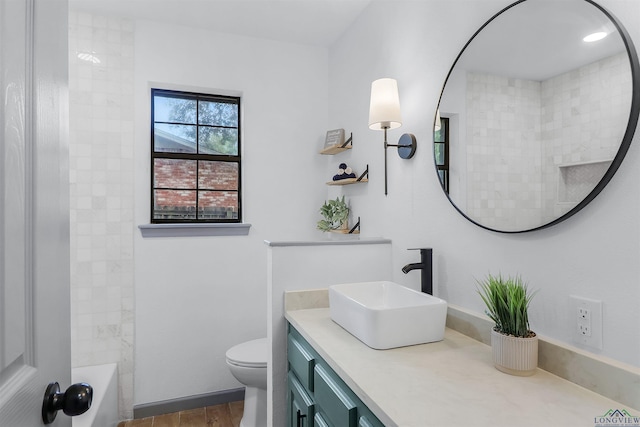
[286,307,631,427]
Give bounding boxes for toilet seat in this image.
[226,338,267,368]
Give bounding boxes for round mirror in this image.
[435,0,640,233]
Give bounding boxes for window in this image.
[434,117,449,193]
[151,89,241,223]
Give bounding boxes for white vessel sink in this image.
[329,281,447,349]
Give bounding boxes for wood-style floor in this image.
[117,401,243,427]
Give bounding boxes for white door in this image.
[0,0,72,425]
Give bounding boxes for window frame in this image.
[434,117,450,193]
[150,88,242,224]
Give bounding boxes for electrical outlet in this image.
[578,307,590,321]
[570,296,602,349]
[576,307,591,336]
[578,321,591,337]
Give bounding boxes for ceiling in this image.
[68,0,372,47]
[456,0,626,81]
[70,0,628,76]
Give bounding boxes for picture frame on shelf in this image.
[324,128,345,149]
[320,129,352,155]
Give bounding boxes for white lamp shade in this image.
[368,78,402,130]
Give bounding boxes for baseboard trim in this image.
[133,387,245,419]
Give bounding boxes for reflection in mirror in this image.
[436,0,639,232]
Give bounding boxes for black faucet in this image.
[401,248,433,295]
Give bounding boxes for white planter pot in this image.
[491,329,538,376]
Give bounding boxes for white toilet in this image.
[225,338,268,427]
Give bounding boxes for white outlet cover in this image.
[570,295,603,349]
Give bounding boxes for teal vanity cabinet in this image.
[288,371,314,427]
[287,325,385,427]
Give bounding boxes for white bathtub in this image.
[71,363,119,427]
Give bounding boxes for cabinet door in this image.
[288,372,315,427]
[288,333,315,391]
[314,364,358,427]
[314,412,332,427]
[358,402,385,427]
[359,415,385,427]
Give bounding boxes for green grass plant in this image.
[477,273,536,338]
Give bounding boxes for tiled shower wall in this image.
[466,52,631,230]
[540,52,631,223]
[466,73,542,231]
[68,11,135,420]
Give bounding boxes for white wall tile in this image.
[69,10,135,420]
[464,52,631,229]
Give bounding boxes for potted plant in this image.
[477,273,538,376]
[317,196,349,232]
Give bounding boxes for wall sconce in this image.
[368,78,417,195]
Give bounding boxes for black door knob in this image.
[42,381,93,424]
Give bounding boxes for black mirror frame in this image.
[435,0,640,233]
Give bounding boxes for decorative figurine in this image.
[333,163,356,181]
